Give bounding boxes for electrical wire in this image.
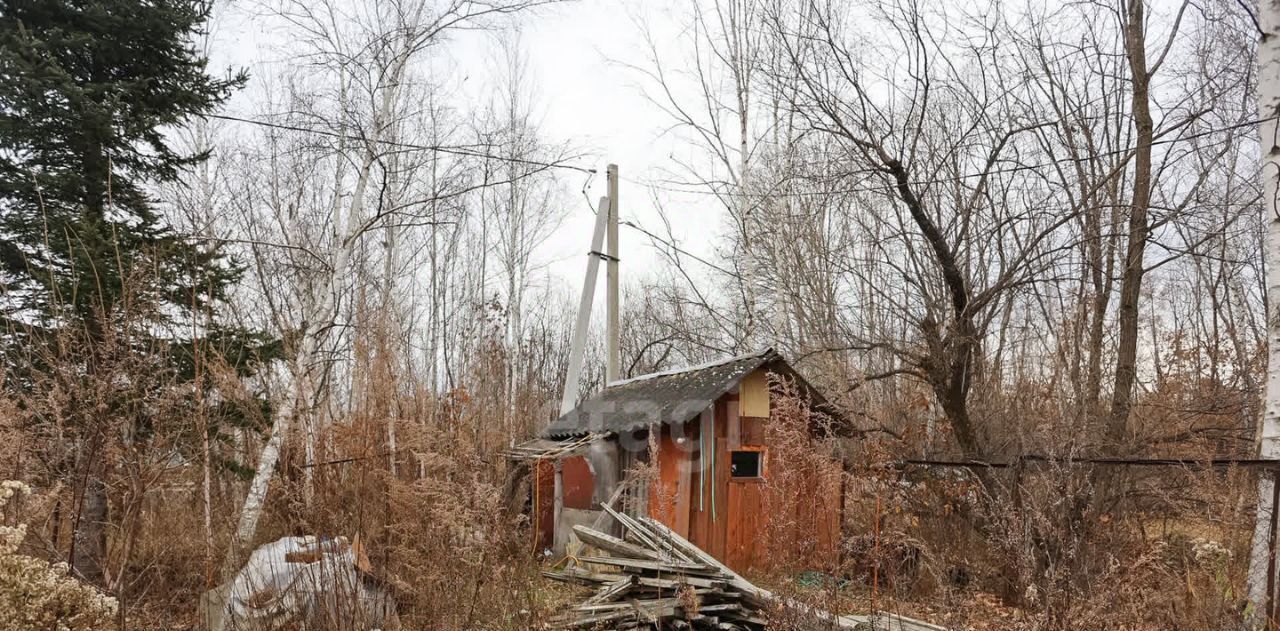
[623,115,1276,200]
[609,115,1275,280]
[900,455,1280,469]
[619,219,741,279]
[206,113,598,174]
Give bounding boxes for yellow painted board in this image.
[740,369,769,417]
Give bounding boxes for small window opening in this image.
[730,450,762,478]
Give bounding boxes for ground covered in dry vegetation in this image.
[0,350,1260,629]
[0,0,1270,628]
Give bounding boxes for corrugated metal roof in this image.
[503,434,600,461]
[543,349,780,439]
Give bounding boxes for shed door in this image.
[726,475,764,571]
[650,427,691,537]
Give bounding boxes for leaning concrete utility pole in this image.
[560,195,611,416]
[1247,6,1280,627]
[606,163,620,384]
[556,168,623,540]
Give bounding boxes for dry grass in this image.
[0,318,574,629]
[0,310,1263,630]
[751,375,1257,631]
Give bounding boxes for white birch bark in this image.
[300,47,412,502]
[383,219,400,477]
[227,43,411,567]
[1247,3,1280,622]
[225,409,285,576]
[729,1,758,347]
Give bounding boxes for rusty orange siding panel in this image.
[649,428,680,529]
[726,479,764,572]
[561,456,594,510]
[740,416,767,445]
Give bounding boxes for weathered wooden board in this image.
[650,429,681,529]
[643,382,844,575]
[740,416,766,445]
[726,478,763,571]
[535,460,555,552]
[739,368,770,417]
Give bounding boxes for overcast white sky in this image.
[476,0,725,286]
[207,0,729,297]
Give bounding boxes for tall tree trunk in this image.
[883,156,982,459]
[737,65,754,346]
[1246,0,1280,620]
[69,124,114,585]
[1108,0,1155,449]
[72,472,108,583]
[1083,196,1112,415]
[225,45,411,564]
[383,221,400,477]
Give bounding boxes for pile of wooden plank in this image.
[544,508,764,629]
[543,506,947,631]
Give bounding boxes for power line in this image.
[206,113,598,175]
[900,455,1280,470]
[627,115,1274,199]
[618,218,741,279]
[612,115,1274,276]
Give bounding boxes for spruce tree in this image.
[0,0,269,583]
[0,0,246,337]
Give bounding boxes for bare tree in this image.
[219,0,568,571]
[1247,0,1280,618]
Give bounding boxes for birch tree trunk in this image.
[382,219,400,477]
[225,35,412,566]
[223,411,285,576]
[728,0,758,347]
[1247,2,1280,622]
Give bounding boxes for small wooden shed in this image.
[516,349,845,573]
